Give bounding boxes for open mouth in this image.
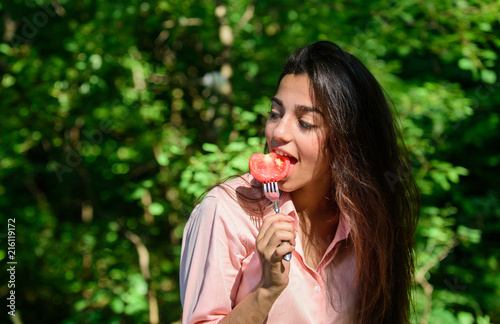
[274,149,298,175]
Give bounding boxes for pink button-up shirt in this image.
[180,174,357,323]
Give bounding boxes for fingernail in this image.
[284,253,292,261]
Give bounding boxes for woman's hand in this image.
[219,215,295,324]
[256,213,296,295]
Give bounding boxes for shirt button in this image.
[314,286,321,292]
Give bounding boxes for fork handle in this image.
[273,201,279,213]
[273,203,292,261]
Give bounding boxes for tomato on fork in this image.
[249,152,290,183]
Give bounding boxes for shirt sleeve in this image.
[180,194,249,324]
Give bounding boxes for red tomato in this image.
[249,152,290,183]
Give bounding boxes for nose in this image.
[272,115,293,144]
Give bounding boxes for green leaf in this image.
[202,143,219,153]
[225,141,247,152]
[458,57,475,71]
[148,202,164,216]
[156,152,169,166]
[130,187,147,200]
[110,298,125,314]
[1,74,16,88]
[480,69,497,84]
[457,311,474,324]
[169,145,184,155]
[457,225,482,244]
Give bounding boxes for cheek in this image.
[304,136,322,152]
[301,136,326,164]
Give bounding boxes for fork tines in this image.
[264,182,280,200]
[263,181,278,193]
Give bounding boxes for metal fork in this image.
[263,182,292,261]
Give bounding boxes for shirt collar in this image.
[278,191,352,272]
[279,191,351,243]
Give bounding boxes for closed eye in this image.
[267,102,283,120]
[267,110,281,120]
[267,110,280,119]
[299,120,316,131]
[268,97,319,131]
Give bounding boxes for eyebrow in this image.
[271,97,323,116]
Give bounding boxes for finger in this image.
[258,213,293,238]
[258,222,295,251]
[266,229,295,249]
[272,243,295,263]
[262,221,295,243]
[279,241,290,248]
[257,214,294,244]
[258,229,295,262]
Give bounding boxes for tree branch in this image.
[124,230,159,324]
[415,238,458,324]
[234,0,256,36]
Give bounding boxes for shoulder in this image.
[185,174,263,249]
[206,173,258,195]
[203,173,265,209]
[190,173,267,228]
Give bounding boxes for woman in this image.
[180,41,420,323]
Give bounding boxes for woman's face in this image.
[265,74,331,194]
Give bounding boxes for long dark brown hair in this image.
[279,41,420,323]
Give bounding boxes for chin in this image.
[278,181,298,193]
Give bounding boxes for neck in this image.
[290,174,334,217]
[290,186,339,269]
[290,184,339,239]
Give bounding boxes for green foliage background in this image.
[0,0,499,323]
